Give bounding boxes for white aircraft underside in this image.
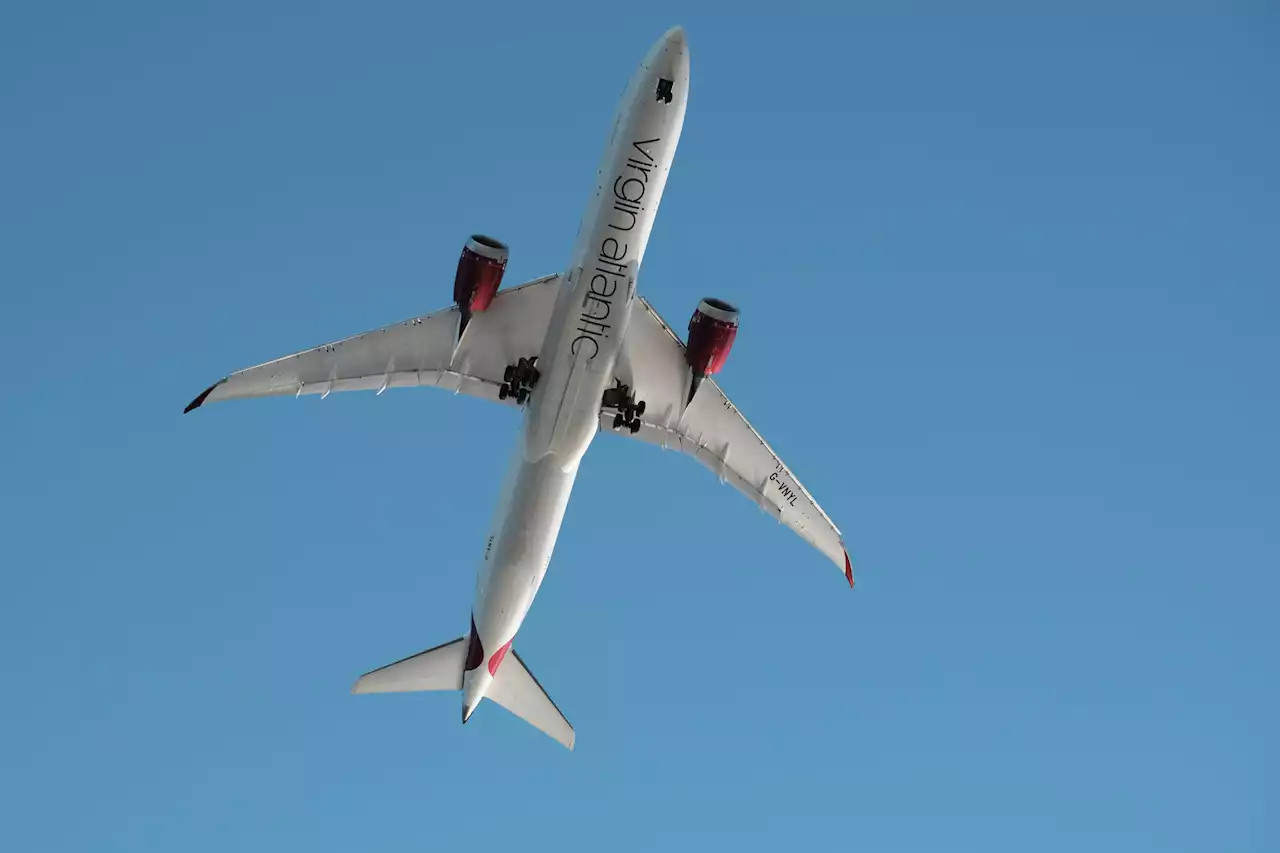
[185,26,851,751]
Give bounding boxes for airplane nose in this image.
[663,26,687,54]
[647,25,688,88]
[462,702,474,724]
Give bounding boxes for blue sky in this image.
[1,3,1276,851]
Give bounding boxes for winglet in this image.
[183,380,223,414]
[843,550,854,589]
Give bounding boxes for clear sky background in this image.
[2,3,1276,851]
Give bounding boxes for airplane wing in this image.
[604,296,853,587]
[184,274,562,412]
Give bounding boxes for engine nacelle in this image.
[685,298,739,400]
[453,234,509,333]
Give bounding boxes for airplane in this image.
[183,26,851,750]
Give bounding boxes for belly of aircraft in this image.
[471,30,689,648]
[473,452,578,640]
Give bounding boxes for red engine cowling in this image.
[685,298,739,402]
[453,234,509,334]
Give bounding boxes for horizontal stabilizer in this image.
[489,649,575,750]
[351,637,466,693]
[352,638,574,750]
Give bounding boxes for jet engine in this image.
[685,297,739,402]
[453,234,509,334]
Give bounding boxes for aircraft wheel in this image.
[499,385,509,400]
[635,400,646,416]
[613,413,625,429]
[629,419,642,434]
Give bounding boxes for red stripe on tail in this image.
[488,640,512,676]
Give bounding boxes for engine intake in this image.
[685,297,739,403]
[453,234,509,334]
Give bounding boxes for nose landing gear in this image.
[499,356,540,405]
[603,380,645,434]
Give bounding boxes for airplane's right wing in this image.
[184,274,562,413]
[604,296,853,586]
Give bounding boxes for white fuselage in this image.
[461,29,689,716]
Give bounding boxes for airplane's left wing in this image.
[184,274,561,412]
[604,296,853,587]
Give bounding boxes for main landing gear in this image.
[499,356,540,405]
[602,380,645,434]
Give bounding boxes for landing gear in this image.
[603,380,645,433]
[501,356,540,405]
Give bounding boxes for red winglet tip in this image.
[843,551,854,589]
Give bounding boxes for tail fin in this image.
[352,639,575,750]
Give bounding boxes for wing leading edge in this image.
[184,274,562,413]
[608,297,853,587]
